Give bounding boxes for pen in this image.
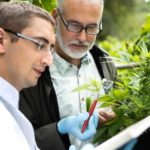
[81,99,98,133]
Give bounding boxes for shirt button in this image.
[81,98,84,101]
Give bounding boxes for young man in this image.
[0,2,54,150]
[0,2,97,150]
[20,0,117,150]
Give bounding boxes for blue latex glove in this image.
[69,144,94,150]
[81,144,94,150]
[57,112,98,141]
[118,138,138,150]
[69,145,76,150]
[93,111,99,128]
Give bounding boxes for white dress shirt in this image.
[50,52,105,150]
[0,77,39,150]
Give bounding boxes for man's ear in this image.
[0,28,6,53]
[51,8,58,26]
[0,28,4,44]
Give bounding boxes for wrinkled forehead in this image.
[58,0,103,7]
[62,0,103,14]
[62,0,103,23]
[63,0,103,9]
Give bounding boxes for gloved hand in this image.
[119,139,138,150]
[69,144,94,150]
[57,112,98,141]
[69,145,76,150]
[69,138,137,150]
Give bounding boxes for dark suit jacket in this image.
[19,45,117,150]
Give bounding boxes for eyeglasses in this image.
[57,9,102,35]
[3,28,55,54]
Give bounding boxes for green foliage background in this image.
[7,0,150,41]
[4,0,150,145]
[93,53,150,143]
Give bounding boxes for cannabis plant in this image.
[74,42,150,144]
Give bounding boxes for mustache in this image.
[69,40,90,47]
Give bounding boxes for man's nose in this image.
[77,29,87,42]
[42,51,53,66]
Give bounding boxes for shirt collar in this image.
[53,52,92,74]
[0,76,19,108]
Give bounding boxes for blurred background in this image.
[5,0,150,41]
[3,0,150,144]
[2,0,149,65]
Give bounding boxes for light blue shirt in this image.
[50,52,105,149]
[0,77,39,150]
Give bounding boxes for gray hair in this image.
[57,0,104,13]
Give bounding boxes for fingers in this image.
[79,116,96,141]
[99,111,116,120]
[78,112,89,122]
[122,139,138,150]
[75,116,96,141]
[98,111,116,126]
[81,144,94,150]
[92,111,99,128]
[98,114,107,125]
[67,112,97,141]
[88,116,96,133]
[69,145,76,150]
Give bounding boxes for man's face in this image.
[2,17,55,90]
[56,0,103,59]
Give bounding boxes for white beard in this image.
[56,22,95,59]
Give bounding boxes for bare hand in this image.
[98,111,116,127]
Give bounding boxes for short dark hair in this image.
[0,2,54,41]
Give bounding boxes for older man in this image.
[0,2,97,150]
[20,0,116,150]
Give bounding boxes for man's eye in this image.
[69,24,82,29]
[37,42,46,51]
[68,22,81,26]
[88,27,97,30]
[40,43,45,48]
[88,26,99,31]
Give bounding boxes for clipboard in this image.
[94,116,150,150]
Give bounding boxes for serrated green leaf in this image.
[86,97,91,112]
